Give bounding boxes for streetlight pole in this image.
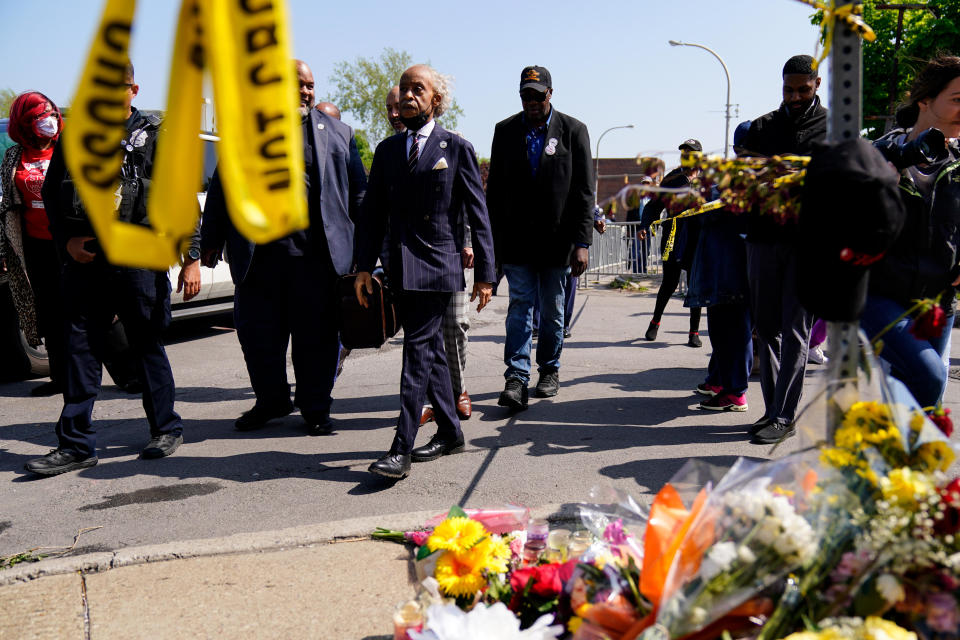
[669,40,732,159]
[594,124,634,204]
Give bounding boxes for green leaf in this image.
[416,544,435,561]
[448,505,468,519]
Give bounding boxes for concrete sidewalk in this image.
[0,507,573,639]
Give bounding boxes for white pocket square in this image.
[432,157,448,170]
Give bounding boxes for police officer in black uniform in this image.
[25,62,201,476]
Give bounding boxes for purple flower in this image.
[404,530,431,547]
[926,592,960,632]
[603,519,628,545]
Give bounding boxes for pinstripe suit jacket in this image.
[357,124,496,292]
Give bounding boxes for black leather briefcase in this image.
[337,272,400,349]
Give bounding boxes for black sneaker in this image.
[235,402,294,431]
[645,321,659,341]
[688,332,702,348]
[24,449,98,476]
[748,417,773,435]
[498,378,529,410]
[563,327,572,339]
[751,421,796,445]
[141,433,183,459]
[535,370,560,398]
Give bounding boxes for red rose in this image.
[929,408,954,437]
[910,304,947,341]
[510,561,572,598]
[934,478,960,536]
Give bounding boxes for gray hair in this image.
[424,65,453,117]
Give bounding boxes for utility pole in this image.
[875,3,939,130]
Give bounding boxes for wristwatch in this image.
[187,248,201,261]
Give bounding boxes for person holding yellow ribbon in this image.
[25,63,200,477]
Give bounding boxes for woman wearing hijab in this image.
[0,91,65,396]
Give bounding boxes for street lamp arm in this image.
[594,124,635,205]
[668,39,733,159]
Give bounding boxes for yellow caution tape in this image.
[793,0,876,70]
[653,200,724,262]
[64,0,307,270]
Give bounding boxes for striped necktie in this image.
[408,132,420,173]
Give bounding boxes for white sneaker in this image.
[808,345,828,365]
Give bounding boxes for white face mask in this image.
[35,115,58,138]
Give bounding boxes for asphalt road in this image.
[2,280,958,557]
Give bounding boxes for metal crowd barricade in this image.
[580,221,664,287]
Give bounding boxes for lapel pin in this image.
[439,141,447,149]
[318,123,325,130]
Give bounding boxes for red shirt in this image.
[14,146,54,240]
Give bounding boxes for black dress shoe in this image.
[411,434,465,462]
[25,449,98,476]
[29,381,62,397]
[305,415,334,435]
[563,327,572,339]
[368,453,411,479]
[498,378,528,410]
[235,402,294,431]
[645,320,659,341]
[141,433,183,459]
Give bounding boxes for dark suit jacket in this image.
[357,124,495,292]
[201,110,367,283]
[485,109,594,266]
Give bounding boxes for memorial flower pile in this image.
[379,350,958,640]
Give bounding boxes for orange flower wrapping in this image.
[640,485,714,607]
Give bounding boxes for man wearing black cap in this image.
[740,54,827,445]
[639,139,704,347]
[486,65,594,409]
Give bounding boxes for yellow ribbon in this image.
[64,0,307,270]
[793,0,876,70]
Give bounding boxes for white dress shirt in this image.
[405,118,436,157]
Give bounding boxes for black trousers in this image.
[391,290,461,456]
[57,262,180,457]
[21,236,66,385]
[652,261,701,332]
[234,252,340,420]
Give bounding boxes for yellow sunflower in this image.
[472,535,510,574]
[880,467,935,507]
[861,616,918,640]
[913,440,956,473]
[426,517,486,554]
[433,547,490,597]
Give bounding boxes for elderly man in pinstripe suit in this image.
[356,65,496,479]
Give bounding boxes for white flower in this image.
[410,603,563,640]
[700,541,738,580]
[737,545,757,564]
[755,518,782,546]
[876,574,906,604]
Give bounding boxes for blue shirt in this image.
[524,108,553,177]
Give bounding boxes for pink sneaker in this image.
[695,382,723,397]
[700,392,748,412]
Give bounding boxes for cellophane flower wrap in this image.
[636,452,828,640]
[758,330,960,640]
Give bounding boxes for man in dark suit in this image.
[486,66,594,410]
[201,60,367,435]
[355,64,496,479]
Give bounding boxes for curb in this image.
[0,503,580,587]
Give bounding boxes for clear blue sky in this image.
[0,0,829,167]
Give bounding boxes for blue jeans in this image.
[503,264,569,383]
[860,295,953,408]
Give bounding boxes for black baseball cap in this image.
[796,138,906,321]
[520,66,551,93]
[679,139,703,152]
